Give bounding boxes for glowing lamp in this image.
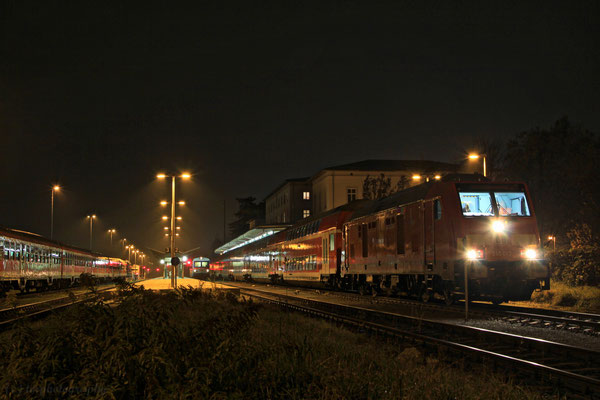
[521,248,538,260]
[491,220,506,233]
[466,248,483,260]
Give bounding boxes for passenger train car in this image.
[0,227,129,294]
[190,257,211,278]
[218,175,549,304]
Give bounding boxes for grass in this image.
[527,280,600,312]
[0,284,556,399]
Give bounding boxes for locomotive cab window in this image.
[494,192,531,216]
[459,192,494,216]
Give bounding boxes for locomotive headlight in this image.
[491,220,507,233]
[466,248,484,260]
[521,248,539,260]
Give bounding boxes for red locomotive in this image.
[219,175,549,304]
[0,227,129,294]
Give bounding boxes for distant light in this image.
[466,249,483,260]
[178,201,185,206]
[548,235,554,240]
[181,173,191,179]
[468,154,480,160]
[156,268,160,272]
[434,175,441,180]
[182,256,188,261]
[156,173,167,179]
[160,201,168,206]
[176,216,182,220]
[163,227,169,230]
[162,216,168,220]
[160,260,165,264]
[176,233,180,237]
[522,248,539,260]
[176,226,181,230]
[53,185,60,191]
[412,175,421,180]
[164,233,169,237]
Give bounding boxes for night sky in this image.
[1,1,598,259]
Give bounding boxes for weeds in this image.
[0,286,549,399]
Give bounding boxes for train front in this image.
[454,182,549,302]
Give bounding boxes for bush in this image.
[548,224,600,286]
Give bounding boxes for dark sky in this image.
[1,0,598,259]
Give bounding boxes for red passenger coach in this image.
[0,227,129,294]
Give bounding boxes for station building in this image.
[216,159,462,256]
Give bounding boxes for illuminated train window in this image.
[494,192,530,216]
[459,192,494,216]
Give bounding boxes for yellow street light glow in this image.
[163,227,169,230]
[178,201,185,205]
[162,216,168,220]
[434,175,441,180]
[87,214,96,219]
[53,185,60,191]
[180,173,191,179]
[548,235,554,240]
[156,173,167,179]
[160,201,168,206]
[176,233,180,236]
[164,233,169,237]
[176,226,181,230]
[468,154,480,160]
[176,216,182,220]
[522,248,538,260]
[412,175,421,180]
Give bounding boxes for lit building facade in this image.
[265,177,312,224]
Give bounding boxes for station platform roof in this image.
[215,225,289,255]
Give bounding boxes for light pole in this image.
[468,153,487,177]
[126,245,133,262]
[86,214,96,250]
[121,238,127,255]
[548,236,556,251]
[108,229,116,249]
[157,172,191,288]
[51,185,60,239]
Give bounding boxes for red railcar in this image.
[342,177,549,303]
[0,227,129,293]
[218,175,549,303]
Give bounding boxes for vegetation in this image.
[529,280,600,312]
[0,285,549,399]
[229,196,265,238]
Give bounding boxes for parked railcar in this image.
[0,227,129,294]
[342,176,549,303]
[190,257,210,278]
[216,175,548,304]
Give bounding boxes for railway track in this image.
[238,285,600,397]
[231,281,600,336]
[0,283,132,331]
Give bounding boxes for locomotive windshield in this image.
[459,191,531,217]
[494,192,530,216]
[459,192,494,216]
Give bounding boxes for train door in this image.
[321,234,330,275]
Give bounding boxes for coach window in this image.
[329,233,335,251]
[396,214,405,255]
[434,199,442,220]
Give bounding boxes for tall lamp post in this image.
[108,229,116,249]
[548,236,556,251]
[125,245,133,262]
[50,185,60,239]
[157,172,191,289]
[86,214,96,250]
[468,153,487,177]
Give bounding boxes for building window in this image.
[303,191,310,200]
[303,209,310,218]
[347,188,357,203]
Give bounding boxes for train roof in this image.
[0,226,104,257]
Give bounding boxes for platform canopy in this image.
[214,225,288,255]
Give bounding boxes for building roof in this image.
[214,224,290,255]
[264,177,310,201]
[319,159,460,173]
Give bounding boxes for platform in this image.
[134,278,239,294]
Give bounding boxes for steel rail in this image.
[239,286,600,397]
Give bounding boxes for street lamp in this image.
[548,235,556,251]
[125,244,133,262]
[468,153,487,177]
[86,215,96,250]
[108,229,116,248]
[50,185,60,239]
[156,172,191,288]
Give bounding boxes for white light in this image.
[466,249,483,260]
[523,248,538,260]
[182,256,188,262]
[160,260,165,264]
[492,220,506,233]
